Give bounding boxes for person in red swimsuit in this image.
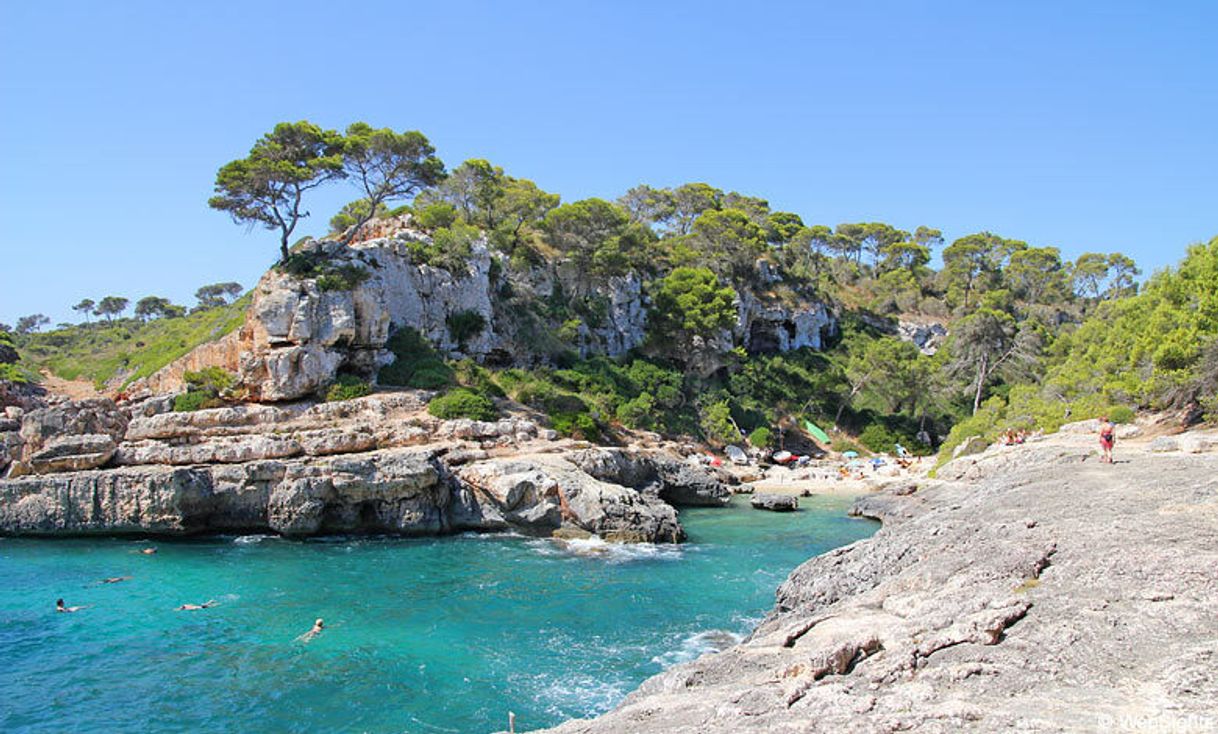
[1098,416,1116,463]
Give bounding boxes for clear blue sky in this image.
[2,0,1215,325]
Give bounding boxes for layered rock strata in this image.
[0,395,730,542]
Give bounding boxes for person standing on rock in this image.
[1099,417,1116,464]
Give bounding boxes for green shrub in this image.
[1106,405,1136,424]
[173,390,223,412]
[325,374,372,402]
[317,264,371,292]
[378,328,454,389]
[700,400,740,445]
[427,388,497,421]
[279,252,370,292]
[550,411,601,441]
[415,202,457,231]
[748,426,773,448]
[446,310,486,349]
[858,423,899,454]
[615,392,656,429]
[175,366,236,412]
[452,359,505,397]
[831,437,863,454]
[183,366,235,395]
[0,362,31,384]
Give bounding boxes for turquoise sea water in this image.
[0,496,875,733]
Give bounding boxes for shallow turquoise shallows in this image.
[0,496,876,733]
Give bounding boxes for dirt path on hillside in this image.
[38,370,104,401]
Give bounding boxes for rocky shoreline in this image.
[0,394,733,541]
[534,433,1218,732]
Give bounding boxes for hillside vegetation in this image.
[12,296,248,390]
[5,118,1216,457]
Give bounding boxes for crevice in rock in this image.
[781,614,834,648]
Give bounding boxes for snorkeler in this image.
[100,576,132,584]
[175,600,218,611]
[296,618,325,642]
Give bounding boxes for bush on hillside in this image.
[378,328,454,389]
[748,426,773,448]
[174,366,236,412]
[550,411,601,441]
[858,423,900,454]
[446,310,486,350]
[427,388,497,421]
[173,390,222,412]
[325,374,372,402]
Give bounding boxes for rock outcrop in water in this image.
[535,432,1218,732]
[0,395,730,541]
[129,219,837,402]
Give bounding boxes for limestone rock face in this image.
[266,450,446,536]
[535,436,1218,734]
[10,399,128,476]
[24,433,117,474]
[897,320,948,355]
[132,221,837,402]
[738,291,835,354]
[750,493,798,511]
[568,448,732,507]
[455,454,685,542]
[0,395,700,543]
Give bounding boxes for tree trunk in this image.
[279,233,291,264]
[972,353,989,414]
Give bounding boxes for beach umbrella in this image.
[802,420,830,444]
[842,450,859,459]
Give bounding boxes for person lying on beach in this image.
[295,618,325,642]
[100,576,132,584]
[56,598,87,613]
[175,600,218,611]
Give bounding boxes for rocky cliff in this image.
[131,218,837,402]
[0,395,731,541]
[535,433,1218,732]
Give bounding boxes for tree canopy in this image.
[338,123,444,241]
[209,121,346,262]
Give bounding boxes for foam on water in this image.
[651,628,745,667]
[232,534,274,545]
[531,535,686,564]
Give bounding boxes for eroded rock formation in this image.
[535,434,1218,732]
[130,220,837,402]
[0,395,730,543]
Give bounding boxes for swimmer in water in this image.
[100,576,132,584]
[140,548,157,555]
[56,598,86,613]
[175,600,217,611]
[296,618,325,642]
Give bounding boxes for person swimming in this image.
[296,618,325,642]
[56,598,86,613]
[175,600,218,611]
[100,576,131,584]
[140,548,157,555]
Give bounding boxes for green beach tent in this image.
[803,420,830,444]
